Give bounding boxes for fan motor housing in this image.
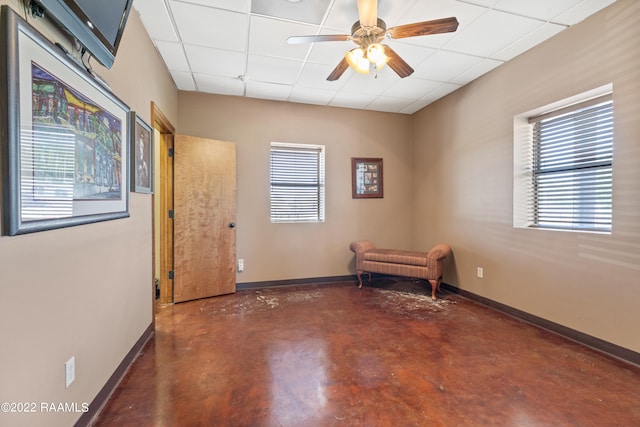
[351,18,387,47]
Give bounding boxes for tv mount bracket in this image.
[29,0,45,18]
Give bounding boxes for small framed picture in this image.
[130,112,153,193]
[351,157,383,199]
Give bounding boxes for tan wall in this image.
[1,1,637,425]
[412,0,640,352]
[0,2,177,426]
[177,93,414,283]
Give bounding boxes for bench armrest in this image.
[349,240,376,254]
[426,243,451,278]
[350,240,375,271]
[427,243,451,261]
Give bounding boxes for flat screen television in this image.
[34,0,134,69]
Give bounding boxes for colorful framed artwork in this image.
[130,112,153,193]
[351,157,383,199]
[0,6,130,235]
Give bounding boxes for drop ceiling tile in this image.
[553,0,616,25]
[179,0,250,13]
[367,95,416,113]
[492,0,582,22]
[246,81,292,101]
[193,74,245,96]
[132,0,179,42]
[384,77,443,100]
[155,41,190,72]
[329,89,377,110]
[184,45,246,78]
[400,99,434,114]
[442,9,544,57]
[491,22,565,61]
[251,0,331,25]
[461,0,499,7]
[171,71,196,91]
[170,1,248,51]
[420,82,462,102]
[289,87,336,105]
[323,0,360,33]
[413,50,483,82]
[297,62,348,91]
[249,16,317,61]
[246,55,303,85]
[339,69,398,96]
[450,58,503,84]
[396,0,488,21]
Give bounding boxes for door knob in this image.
[229,222,236,228]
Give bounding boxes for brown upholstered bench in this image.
[349,240,452,300]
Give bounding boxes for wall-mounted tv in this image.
[33,0,133,69]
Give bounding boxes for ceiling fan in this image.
[287,0,459,81]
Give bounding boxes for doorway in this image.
[151,103,237,304]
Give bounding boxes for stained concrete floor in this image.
[93,279,640,426]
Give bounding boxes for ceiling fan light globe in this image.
[373,56,390,70]
[367,43,389,68]
[346,48,370,74]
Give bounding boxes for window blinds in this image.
[270,143,325,223]
[530,95,613,231]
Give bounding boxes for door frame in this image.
[151,102,175,304]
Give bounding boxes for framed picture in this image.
[130,112,153,193]
[351,157,383,199]
[0,6,130,236]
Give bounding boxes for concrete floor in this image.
[93,279,640,426]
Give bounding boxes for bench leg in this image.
[428,278,441,301]
[356,271,372,288]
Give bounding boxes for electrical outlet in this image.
[477,267,484,279]
[237,259,244,273]
[65,357,75,388]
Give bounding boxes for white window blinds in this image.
[270,142,325,223]
[529,94,613,232]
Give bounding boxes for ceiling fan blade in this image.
[383,45,414,78]
[287,34,351,44]
[387,17,459,39]
[327,58,350,81]
[356,0,378,28]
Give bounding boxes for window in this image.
[517,92,613,232]
[270,142,325,223]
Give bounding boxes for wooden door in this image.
[173,135,237,303]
